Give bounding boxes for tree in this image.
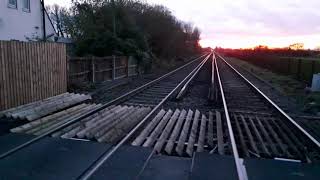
[56,0,201,59]
[254,45,269,50]
[46,4,69,37]
[289,43,304,50]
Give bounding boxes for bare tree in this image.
[46,4,69,37]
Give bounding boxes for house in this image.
[0,0,56,41]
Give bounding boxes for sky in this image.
[45,0,320,49]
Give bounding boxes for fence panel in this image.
[128,56,138,76]
[94,57,113,82]
[0,40,67,111]
[67,57,91,84]
[68,56,138,85]
[115,56,127,79]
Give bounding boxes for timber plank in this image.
[186,110,201,156]
[132,109,166,146]
[216,110,224,155]
[261,118,290,157]
[76,106,122,138]
[247,116,270,156]
[207,111,214,147]
[196,114,207,152]
[143,109,173,147]
[154,109,180,153]
[233,114,249,157]
[95,106,135,140]
[10,41,17,107]
[164,109,187,154]
[255,116,280,156]
[0,41,5,110]
[239,114,260,156]
[269,118,303,159]
[175,109,193,156]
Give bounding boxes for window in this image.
[8,0,17,9]
[22,0,30,12]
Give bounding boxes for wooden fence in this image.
[228,53,320,84]
[252,56,320,84]
[0,41,67,111]
[68,56,138,85]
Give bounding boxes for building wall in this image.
[0,0,56,41]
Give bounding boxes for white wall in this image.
[0,0,56,41]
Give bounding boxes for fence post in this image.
[91,57,95,83]
[112,55,116,80]
[67,56,70,87]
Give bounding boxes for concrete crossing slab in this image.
[138,155,191,180]
[245,158,320,180]
[0,133,111,180]
[190,153,238,180]
[89,145,152,180]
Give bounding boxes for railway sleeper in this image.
[131,108,231,157]
[9,105,153,145]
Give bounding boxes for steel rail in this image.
[210,51,216,101]
[216,53,320,148]
[176,53,211,99]
[78,53,212,180]
[214,53,247,180]
[0,53,209,160]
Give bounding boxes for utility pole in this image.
[41,0,46,41]
[111,0,116,37]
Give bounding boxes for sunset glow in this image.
[47,0,320,49]
[199,34,320,49]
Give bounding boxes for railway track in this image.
[0,52,211,167]
[0,51,319,180]
[215,54,320,162]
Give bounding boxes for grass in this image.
[228,57,320,115]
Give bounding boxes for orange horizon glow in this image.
[199,34,320,50]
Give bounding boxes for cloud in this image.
[46,0,320,48]
[147,0,320,48]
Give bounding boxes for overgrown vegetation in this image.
[229,57,320,115]
[47,0,202,69]
[218,47,320,84]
